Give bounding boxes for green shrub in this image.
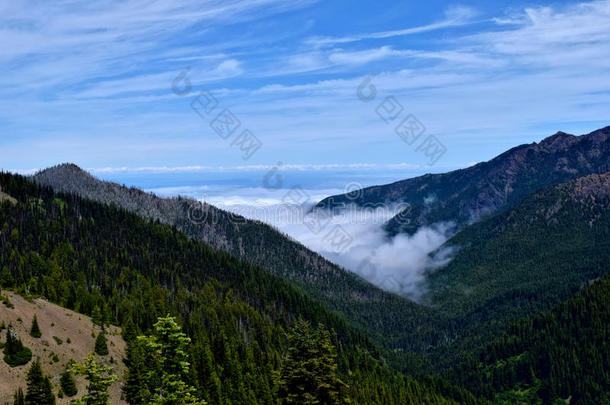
[0,295,14,309]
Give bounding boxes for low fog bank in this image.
[219,200,456,299]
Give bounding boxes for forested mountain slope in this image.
[426,172,610,323]
[367,172,610,405]
[316,126,610,235]
[0,172,479,404]
[449,274,610,404]
[415,173,610,383]
[31,164,447,355]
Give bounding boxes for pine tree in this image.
[126,316,206,405]
[30,315,42,338]
[25,360,56,405]
[60,364,78,397]
[123,339,154,404]
[94,332,109,356]
[91,305,103,327]
[70,353,118,405]
[4,324,32,367]
[13,387,25,405]
[315,326,349,404]
[279,319,349,405]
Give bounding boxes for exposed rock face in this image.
[562,172,610,200]
[316,126,610,235]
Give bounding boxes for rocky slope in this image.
[0,291,125,404]
[316,126,610,235]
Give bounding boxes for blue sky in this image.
[2,0,609,186]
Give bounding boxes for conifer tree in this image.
[91,305,103,327]
[94,331,109,356]
[13,387,25,405]
[279,319,349,405]
[4,324,32,367]
[30,315,42,338]
[316,326,349,404]
[70,353,118,405]
[25,360,56,405]
[60,363,78,397]
[125,316,205,405]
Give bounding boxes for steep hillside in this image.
[426,172,610,322]
[316,126,610,235]
[31,164,447,356]
[449,273,610,404]
[382,173,610,402]
[0,291,125,404]
[0,171,480,404]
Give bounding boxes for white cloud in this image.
[328,46,402,65]
[478,1,610,67]
[305,5,478,47]
[219,200,457,298]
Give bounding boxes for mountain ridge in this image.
[31,164,446,355]
[316,126,610,235]
[426,172,610,322]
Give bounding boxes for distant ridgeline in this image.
[0,171,480,404]
[427,173,610,404]
[7,126,608,404]
[316,126,610,236]
[31,164,451,357]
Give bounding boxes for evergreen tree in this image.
[123,339,154,404]
[60,364,78,397]
[91,305,103,327]
[0,265,14,287]
[94,332,109,356]
[316,326,349,404]
[30,315,42,338]
[279,319,349,405]
[13,387,25,405]
[70,353,118,405]
[4,324,32,367]
[125,316,205,405]
[25,360,56,405]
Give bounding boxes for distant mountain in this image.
[31,164,444,355]
[316,126,610,235]
[416,173,610,399]
[427,172,610,331]
[1,171,479,405]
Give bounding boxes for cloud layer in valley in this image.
[214,198,456,299]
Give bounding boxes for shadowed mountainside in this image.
[423,172,610,369]
[316,126,610,235]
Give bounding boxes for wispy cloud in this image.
[2,1,609,173]
[305,5,478,47]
